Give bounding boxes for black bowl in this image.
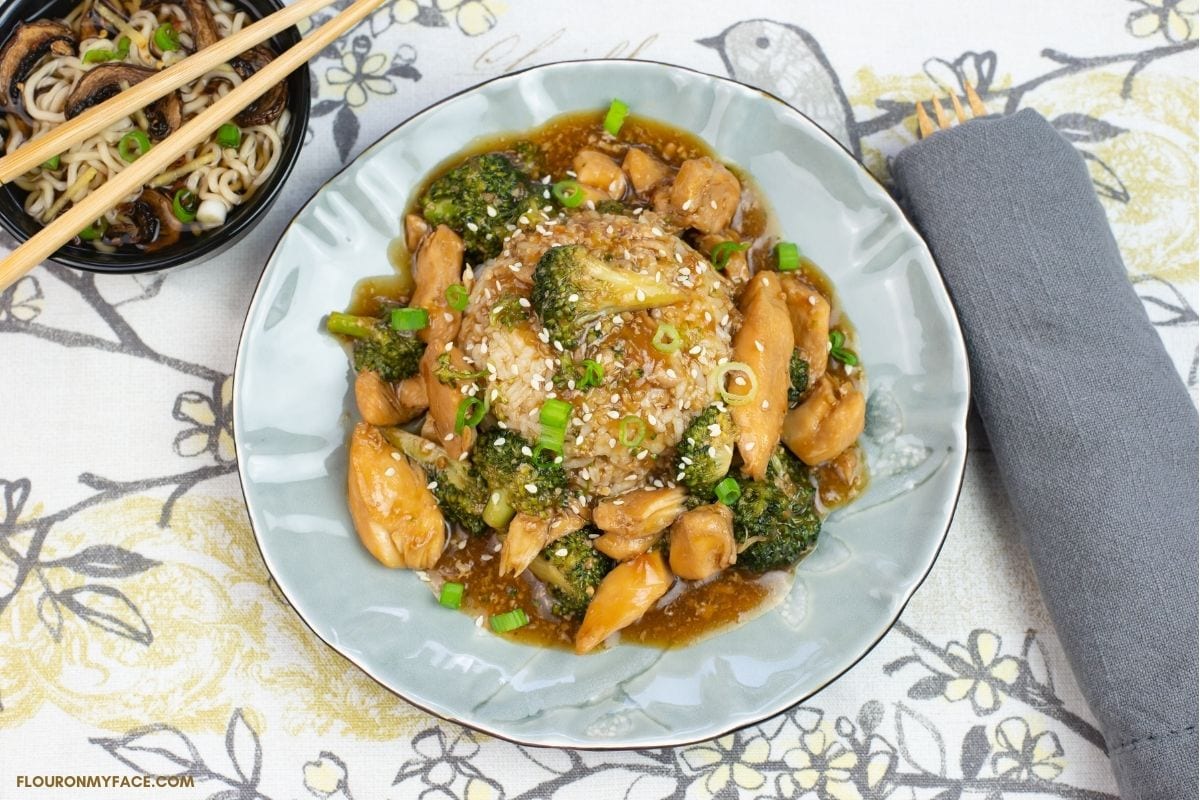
[0,0,310,274]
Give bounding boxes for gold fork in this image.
[915,82,987,137]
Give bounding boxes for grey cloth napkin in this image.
[892,108,1198,799]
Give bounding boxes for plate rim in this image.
[233,57,971,750]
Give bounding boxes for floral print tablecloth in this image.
[1,2,1196,798]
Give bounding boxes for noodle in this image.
[0,0,291,249]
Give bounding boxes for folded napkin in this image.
[892,108,1198,799]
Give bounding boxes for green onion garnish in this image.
[171,188,198,223]
[829,330,860,367]
[775,241,800,271]
[78,217,107,241]
[490,609,529,633]
[42,155,60,170]
[618,415,646,448]
[578,358,604,389]
[603,98,629,136]
[439,581,464,609]
[715,477,741,505]
[82,35,130,63]
[552,179,585,208]
[153,22,180,52]
[455,396,486,433]
[710,240,749,270]
[118,130,151,162]
[540,397,571,429]
[709,361,758,407]
[216,122,242,149]
[390,307,428,331]
[445,283,469,312]
[651,323,682,354]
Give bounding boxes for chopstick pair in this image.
[0,0,388,292]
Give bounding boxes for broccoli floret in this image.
[490,293,531,329]
[788,350,810,407]
[326,311,425,382]
[433,352,487,386]
[732,448,821,572]
[474,429,568,526]
[420,152,542,262]
[379,428,488,536]
[674,406,736,498]
[528,529,613,619]
[594,199,627,215]
[530,245,687,347]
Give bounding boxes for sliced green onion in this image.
[171,188,198,223]
[775,241,801,271]
[651,322,682,353]
[455,396,486,433]
[445,283,469,312]
[118,129,151,162]
[390,307,428,331]
[539,398,571,429]
[439,581,464,609]
[483,491,515,529]
[710,240,749,270]
[618,415,646,448]
[41,155,60,170]
[82,35,129,63]
[603,98,629,136]
[490,608,529,633]
[829,330,860,367]
[78,217,108,241]
[578,358,604,389]
[552,179,585,208]
[709,361,758,407]
[153,22,180,52]
[715,477,741,505]
[216,122,242,149]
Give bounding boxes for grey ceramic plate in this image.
[233,60,969,749]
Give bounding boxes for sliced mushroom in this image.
[0,21,76,109]
[110,188,181,251]
[230,45,287,126]
[64,64,182,140]
[183,0,221,51]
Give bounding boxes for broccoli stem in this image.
[326,312,374,339]
[483,490,515,529]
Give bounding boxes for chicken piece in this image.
[404,213,430,252]
[783,376,866,465]
[670,157,741,233]
[346,423,445,569]
[409,224,465,344]
[781,276,831,385]
[669,503,736,580]
[730,271,794,480]
[593,487,687,560]
[355,370,406,426]
[622,147,670,194]
[573,149,627,199]
[395,375,429,421]
[574,551,673,654]
[695,231,751,287]
[420,345,476,460]
[499,511,586,576]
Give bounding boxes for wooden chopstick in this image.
[0,0,387,292]
[0,0,340,185]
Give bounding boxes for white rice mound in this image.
[457,210,738,503]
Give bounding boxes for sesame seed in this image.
[416,571,430,582]
[681,199,692,211]
[521,446,533,457]
[754,340,764,352]
[636,289,646,302]
[518,297,531,308]
[486,205,497,218]
[636,450,648,460]
[761,399,770,410]
[689,346,702,355]
[568,293,579,302]
[808,295,817,306]
[466,222,479,232]
[525,483,538,494]
[607,410,621,419]
[745,441,756,451]
[609,438,618,448]
[390,452,401,461]
[710,200,718,209]
[427,480,438,490]
[707,446,717,457]
[385,467,396,477]
[651,227,664,236]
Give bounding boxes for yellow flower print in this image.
[324,37,397,109]
[782,728,863,800]
[679,733,770,797]
[942,630,1022,714]
[1127,0,1198,42]
[172,376,235,463]
[991,717,1065,781]
[303,752,349,798]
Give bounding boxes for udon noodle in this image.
[0,0,290,251]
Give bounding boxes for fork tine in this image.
[915,101,935,137]
[949,92,967,122]
[964,81,986,116]
[931,95,950,128]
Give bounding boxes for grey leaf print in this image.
[226,709,264,788]
[91,725,206,776]
[43,544,159,578]
[960,725,990,779]
[895,703,947,776]
[1050,112,1127,142]
[56,584,153,645]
